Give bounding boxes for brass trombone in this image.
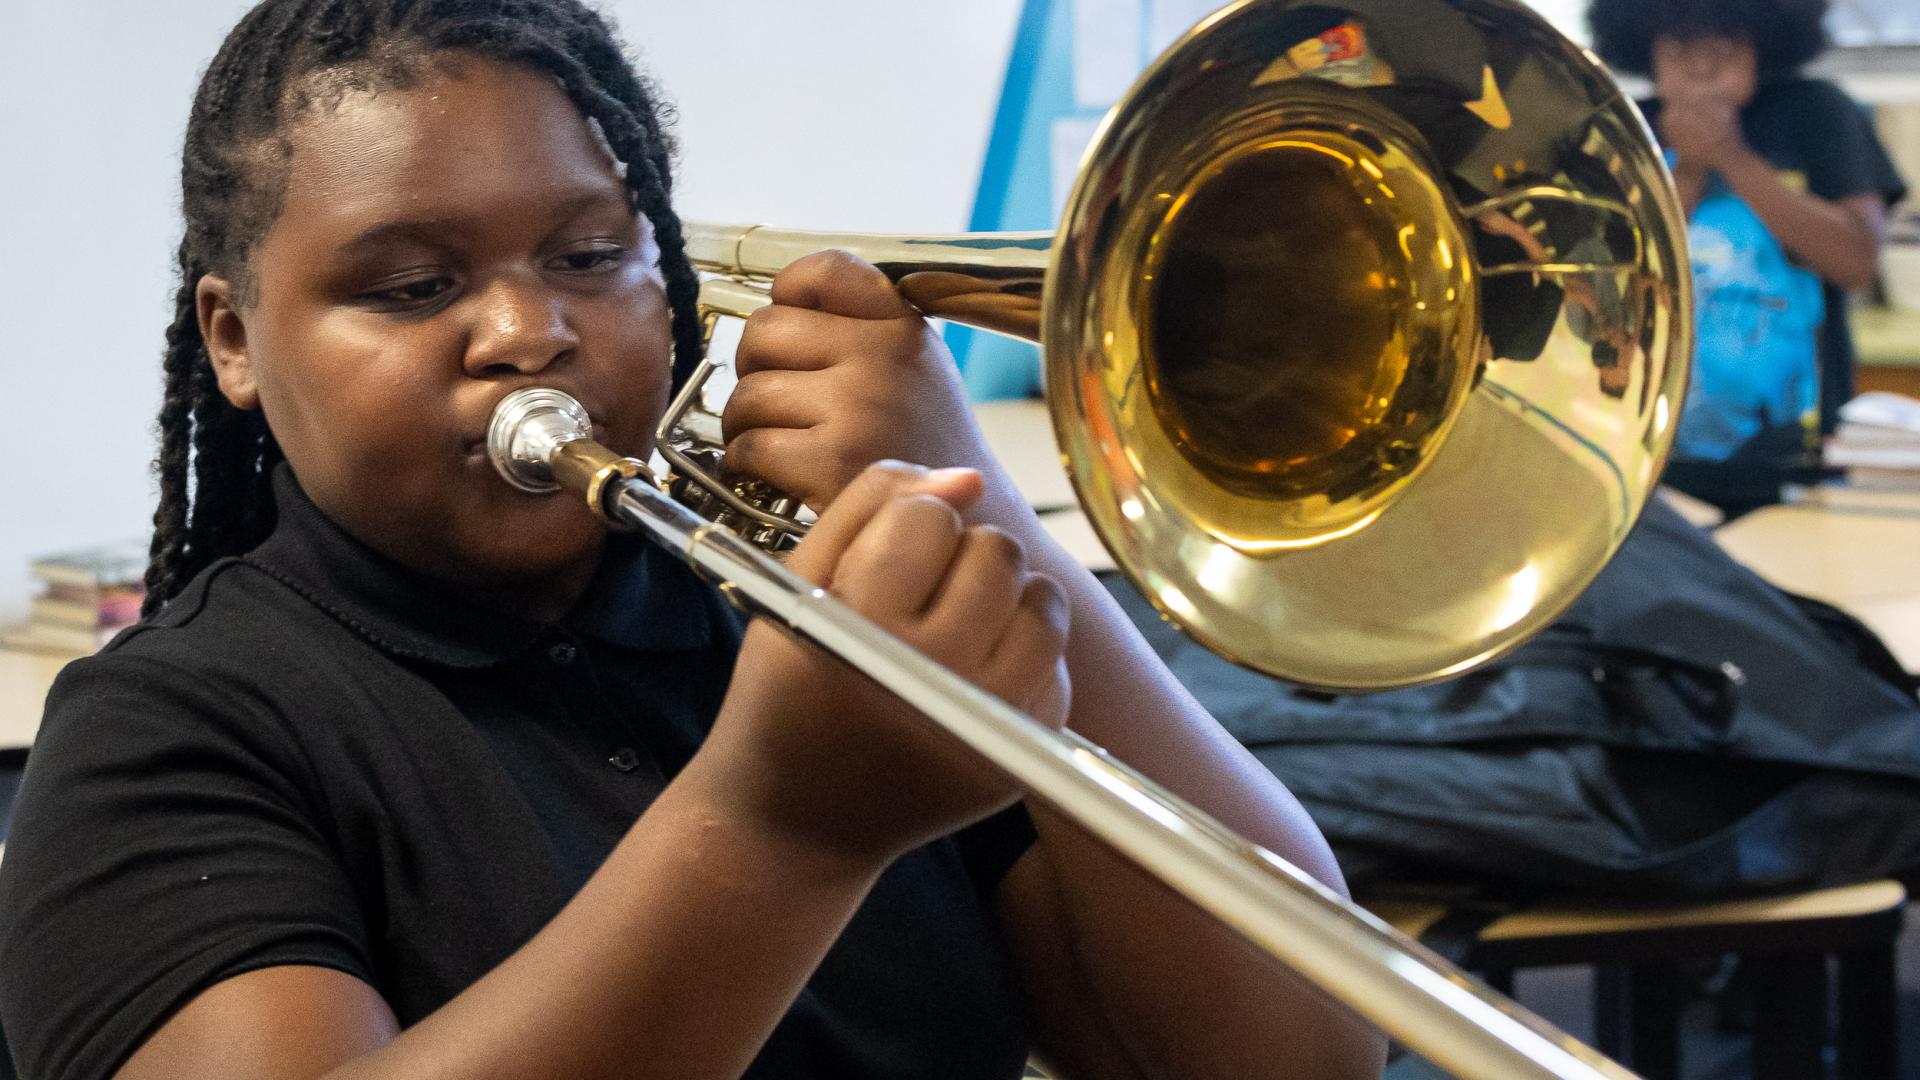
[489,0,1689,1075]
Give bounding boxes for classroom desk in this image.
[1714,502,1920,670]
[1840,595,1920,671]
[1713,503,1920,606]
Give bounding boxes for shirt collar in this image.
[246,465,716,668]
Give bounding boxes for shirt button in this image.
[608,747,641,773]
[548,642,578,666]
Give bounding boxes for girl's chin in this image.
[442,522,608,605]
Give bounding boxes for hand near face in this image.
[720,251,1003,515]
[1660,89,1745,172]
[1652,36,1756,172]
[701,462,1071,865]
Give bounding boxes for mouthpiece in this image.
[487,387,594,493]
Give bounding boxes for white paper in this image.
[974,399,1078,512]
[1073,0,1144,108]
[1840,391,1920,434]
[1051,116,1105,221]
[1148,0,1233,56]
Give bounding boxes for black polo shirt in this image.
[0,468,1034,1080]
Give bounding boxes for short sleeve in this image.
[0,649,375,1080]
[950,800,1038,899]
[1797,81,1908,208]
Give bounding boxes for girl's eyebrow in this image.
[537,188,639,236]
[335,189,634,260]
[337,217,464,260]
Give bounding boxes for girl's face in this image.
[200,56,673,612]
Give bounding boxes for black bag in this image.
[1106,498,1920,898]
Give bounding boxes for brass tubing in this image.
[685,223,1053,341]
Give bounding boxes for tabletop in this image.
[0,648,74,751]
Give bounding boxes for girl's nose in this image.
[463,276,581,377]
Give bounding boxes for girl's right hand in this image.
[697,461,1071,868]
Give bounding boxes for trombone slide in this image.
[488,387,1639,1080]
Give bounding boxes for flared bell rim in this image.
[1042,0,1693,692]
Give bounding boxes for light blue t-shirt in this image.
[1674,166,1826,462]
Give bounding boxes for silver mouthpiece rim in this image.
[487,388,594,494]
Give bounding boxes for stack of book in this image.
[1826,392,1920,491]
[2,543,148,656]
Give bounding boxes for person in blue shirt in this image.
[1589,0,1908,516]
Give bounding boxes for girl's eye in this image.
[553,245,626,273]
[362,275,455,307]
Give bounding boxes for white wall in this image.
[0,2,1022,622]
[1523,0,1590,44]
[0,1,254,621]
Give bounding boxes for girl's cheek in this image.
[367,321,469,382]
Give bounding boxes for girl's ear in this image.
[197,274,261,411]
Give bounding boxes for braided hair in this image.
[144,0,707,616]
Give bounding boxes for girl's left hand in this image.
[720,250,1002,513]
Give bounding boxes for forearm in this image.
[330,752,882,1080]
[972,480,1385,1077]
[1022,806,1386,1080]
[975,476,1348,883]
[1718,147,1881,290]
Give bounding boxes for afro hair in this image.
[1587,0,1831,77]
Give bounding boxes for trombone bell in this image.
[679,0,1691,694]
